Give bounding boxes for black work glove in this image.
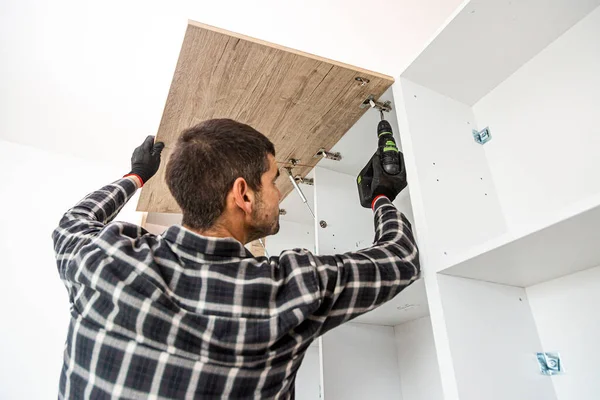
[357,152,407,208]
[127,135,165,185]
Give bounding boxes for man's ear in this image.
[231,177,255,215]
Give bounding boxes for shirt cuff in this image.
[372,195,388,210]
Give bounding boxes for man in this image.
[53,119,420,399]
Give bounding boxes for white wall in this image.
[0,139,143,399]
[394,316,443,400]
[313,167,375,255]
[396,78,507,267]
[473,5,600,232]
[313,166,414,256]
[527,265,600,400]
[321,323,401,400]
[295,345,321,400]
[266,220,315,256]
[437,274,557,400]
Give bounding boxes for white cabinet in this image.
[394,2,600,400]
[277,3,600,398]
[272,86,444,399]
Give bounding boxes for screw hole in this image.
[519,298,522,301]
[436,179,439,182]
[414,95,417,98]
[485,193,488,196]
[444,252,447,255]
[433,162,436,166]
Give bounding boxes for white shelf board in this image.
[441,193,600,287]
[354,278,429,326]
[402,0,600,105]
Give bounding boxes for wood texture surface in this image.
[138,21,394,213]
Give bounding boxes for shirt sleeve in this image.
[52,178,139,284]
[300,196,420,335]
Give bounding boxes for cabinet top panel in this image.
[402,0,600,105]
[138,21,393,213]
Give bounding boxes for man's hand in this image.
[371,152,407,201]
[357,152,407,208]
[126,136,165,187]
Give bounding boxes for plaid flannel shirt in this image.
[52,178,420,399]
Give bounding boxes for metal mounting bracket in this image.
[473,127,492,145]
[536,352,563,376]
[360,95,392,113]
[294,175,314,185]
[313,148,342,161]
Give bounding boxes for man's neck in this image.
[187,220,247,245]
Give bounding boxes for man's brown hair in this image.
[166,119,276,230]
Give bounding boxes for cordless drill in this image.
[357,118,407,208]
[377,119,401,175]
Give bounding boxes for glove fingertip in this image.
[142,135,155,150]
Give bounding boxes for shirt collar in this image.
[162,225,254,258]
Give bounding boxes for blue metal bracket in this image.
[536,352,563,375]
[473,127,492,145]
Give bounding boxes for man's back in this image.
[53,179,418,399]
[53,122,419,399]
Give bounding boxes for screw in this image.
[320,220,327,228]
[355,77,370,86]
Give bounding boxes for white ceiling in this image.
[0,0,463,164]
